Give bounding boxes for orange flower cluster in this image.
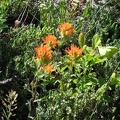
[58,22,76,36]
[34,22,76,72]
[40,63,55,73]
[34,44,52,62]
[43,34,59,48]
[65,44,82,58]
[35,35,58,73]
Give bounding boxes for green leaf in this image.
[0,24,7,30]
[90,55,104,65]
[60,81,65,91]
[98,46,118,59]
[73,79,78,84]
[82,2,91,17]
[86,82,93,86]
[0,19,7,30]
[60,66,68,72]
[98,77,106,87]
[96,84,107,100]
[0,19,6,23]
[78,33,85,48]
[110,72,120,85]
[92,34,101,49]
[84,46,92,54]
[84,54,93,62]
[84,54,105,65]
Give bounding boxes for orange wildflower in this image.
[40,63,55,73]
[43,34,59,48]
[34,44,53,62]
[65,44,82,58]
[58,22,76,36]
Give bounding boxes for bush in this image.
[0,0,120,120]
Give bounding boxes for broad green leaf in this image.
[0,19,7,32]
[92,34,101,49]
[84,54,105,65]
[98,46,118,59]
[98,77,106,87]
[78,33,85,48]
[73,79,78,84]
[110,72,120,85]
[0,24,7,29]
[84,54,93,62]
[86,82,93,86]
[111,72,116,80]
[0,19,6,23]
[91,54,105,64]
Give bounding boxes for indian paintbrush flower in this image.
[65,44,83,58]
[58,22,76,37]
[65,44,83,66]
[40,63,55,73]
[34,44,53,63]
[43,34,59,48]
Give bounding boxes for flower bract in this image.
[58,22,76,36]
[43,34,59,48]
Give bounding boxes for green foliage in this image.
[92,33,101,49]
[110,72,120,85]
[0,0,24,18]
[78,33,85,48]
[0,0,120,120]
[98,46,118,59]
[0,19,7,32]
